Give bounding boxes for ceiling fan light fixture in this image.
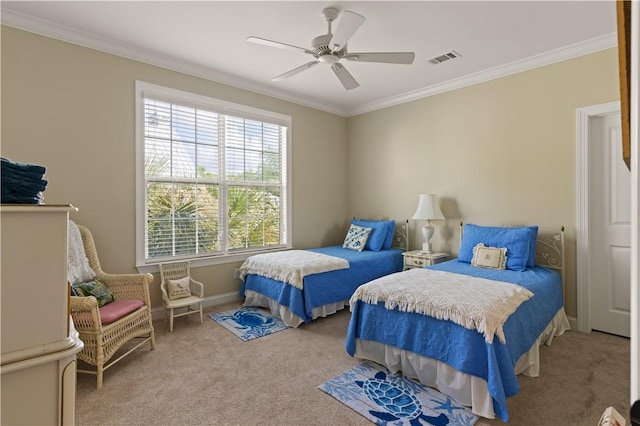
[319,54,339,64]
[248,8,415,90]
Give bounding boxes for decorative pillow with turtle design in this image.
[342,224,372,252]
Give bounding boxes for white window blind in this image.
[136,82,291,268]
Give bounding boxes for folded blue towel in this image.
[1,157,46,176]
[1,167,46,182]
[0,158,47,204]
[0,188,42,199]
[0,193,43,204]
[2,175,48,192]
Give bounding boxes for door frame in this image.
[576,101,621,333]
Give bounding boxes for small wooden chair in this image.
[159,261,204,332]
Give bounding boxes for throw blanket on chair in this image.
[349,268,533,344]
[239,250,350,290]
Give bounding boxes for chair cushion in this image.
[100,300,144,325]
[167,276,192,300]
[165,295,202,309]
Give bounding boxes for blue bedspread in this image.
[345,259,564,422]
[240,246,404,323]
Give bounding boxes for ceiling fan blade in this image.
[331,63,359,90]
[247,36,316,55]
[329,10,365,52]
[344,52,416,64]
[272,61,319,82]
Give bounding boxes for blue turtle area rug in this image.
[319,361,479,426]
[208,306,288,341]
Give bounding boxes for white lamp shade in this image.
[411,194,445,220]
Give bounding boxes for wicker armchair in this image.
[69,225,155,389]
[159,261,204,332]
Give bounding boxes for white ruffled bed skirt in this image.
[352,307,571,419]
[242,290,348,328]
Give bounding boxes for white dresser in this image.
[1,205,83,426]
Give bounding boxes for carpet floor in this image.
[75,302,630,425]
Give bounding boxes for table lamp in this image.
[411,194,445,253]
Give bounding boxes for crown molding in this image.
[2,8,616,118]
[347,32,617,117]
[0,8,350,117]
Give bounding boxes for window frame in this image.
[135,81,292,273]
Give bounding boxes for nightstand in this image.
[402,251,449,270]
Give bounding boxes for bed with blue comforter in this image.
[240,219,407,327]
[345,224,570,421]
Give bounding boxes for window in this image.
[135,82,291,271]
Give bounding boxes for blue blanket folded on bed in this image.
[345,260,564,422]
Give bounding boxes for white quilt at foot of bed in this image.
[350,268,534,344]
[239,250,349,289]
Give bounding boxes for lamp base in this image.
[422,242,433,254]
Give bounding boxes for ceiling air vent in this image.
[429,50,461,65]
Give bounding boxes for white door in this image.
[589,112,631,337]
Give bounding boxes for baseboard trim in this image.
[568,315,577,332]
[151,291,242,322]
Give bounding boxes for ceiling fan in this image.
[247,7,415,90]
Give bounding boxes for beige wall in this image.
[346,48,621,317]
[1,26,620,318]
[0,26,348,307]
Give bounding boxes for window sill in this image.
[136,247,292,274]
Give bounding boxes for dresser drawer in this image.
[402,251,449,270]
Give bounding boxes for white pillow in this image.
[472,243,507,270]
[167,276,192,300]
[67,220,96,285]
[342,224,372,252]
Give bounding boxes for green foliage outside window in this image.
[145,149,283,259]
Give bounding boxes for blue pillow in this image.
[382,220,396,250]
[458,224,534,272]
[526,225,539,267]
[351,219,390,251]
